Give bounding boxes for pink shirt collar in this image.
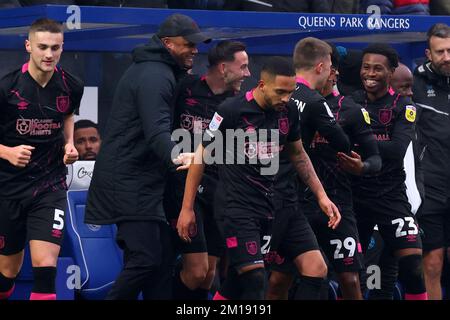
[296,76,311,89]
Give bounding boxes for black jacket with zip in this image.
[85,35,186,224]
[413,61,450,204]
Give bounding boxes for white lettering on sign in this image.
[298,16,336,30]
[297,15,410,31]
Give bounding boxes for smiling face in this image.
[361,53,393,99]
[163,36,198,70]
[222,51,251,92]
[26,31,63,74]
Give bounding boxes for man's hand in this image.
[4,145,35,168]
[177,207,196,243]
[173,152,195,171]
[337,151,364,175]
[63,143,79,164]
[318,196,341,229]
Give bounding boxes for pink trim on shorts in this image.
[405,292,428,300]
[30,292,56,300]
[213,292,228,300]
[0,284,15,300]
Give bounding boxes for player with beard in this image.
[413,23,450,300]
[84,14,208,300]
[167,40,251,300]
[177,57,340,300]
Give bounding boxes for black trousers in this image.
[106,220,175,300]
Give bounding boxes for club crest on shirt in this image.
[56,96,70,113]
[378,109,392,125]
[278,117,289,135]
[405,105,416,122]
[246,241,258,255]
[208,112,223,131]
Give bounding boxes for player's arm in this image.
[338,103,382,175]
[287,139,340,229]
[378,99,416,160]
[0,144,34,168]
[177,143,206,242]
[312,100,351,152]
[178,102,230,241]
[63,113,78,164]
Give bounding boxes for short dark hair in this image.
[427,23,450,48]
[261,56,295,79]
[363,43,399,69]
[293,37,331,70]
[207,40,247,67]
[75,120,99,132]
[29,18,63,35]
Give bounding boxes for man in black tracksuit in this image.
[347,43,427,300]
[166,40,250,299]
[84,14,210,300]
[414,23,450,300]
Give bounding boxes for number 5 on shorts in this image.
[53,209,65,230]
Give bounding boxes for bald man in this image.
[391,63,413,98]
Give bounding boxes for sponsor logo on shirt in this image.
[374,133,391,141]
[426,86,436,98]
[10,89,30,110]
[343,257,355,266]
[16,118,61,136]
[244,141,281,159]
[180,114,210,133]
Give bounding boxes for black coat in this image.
[413,62,450,203]
[85,35,185,224]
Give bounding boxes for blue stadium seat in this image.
[394,281,404,300]
[64,189,123,300]
[328,280,339,300]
